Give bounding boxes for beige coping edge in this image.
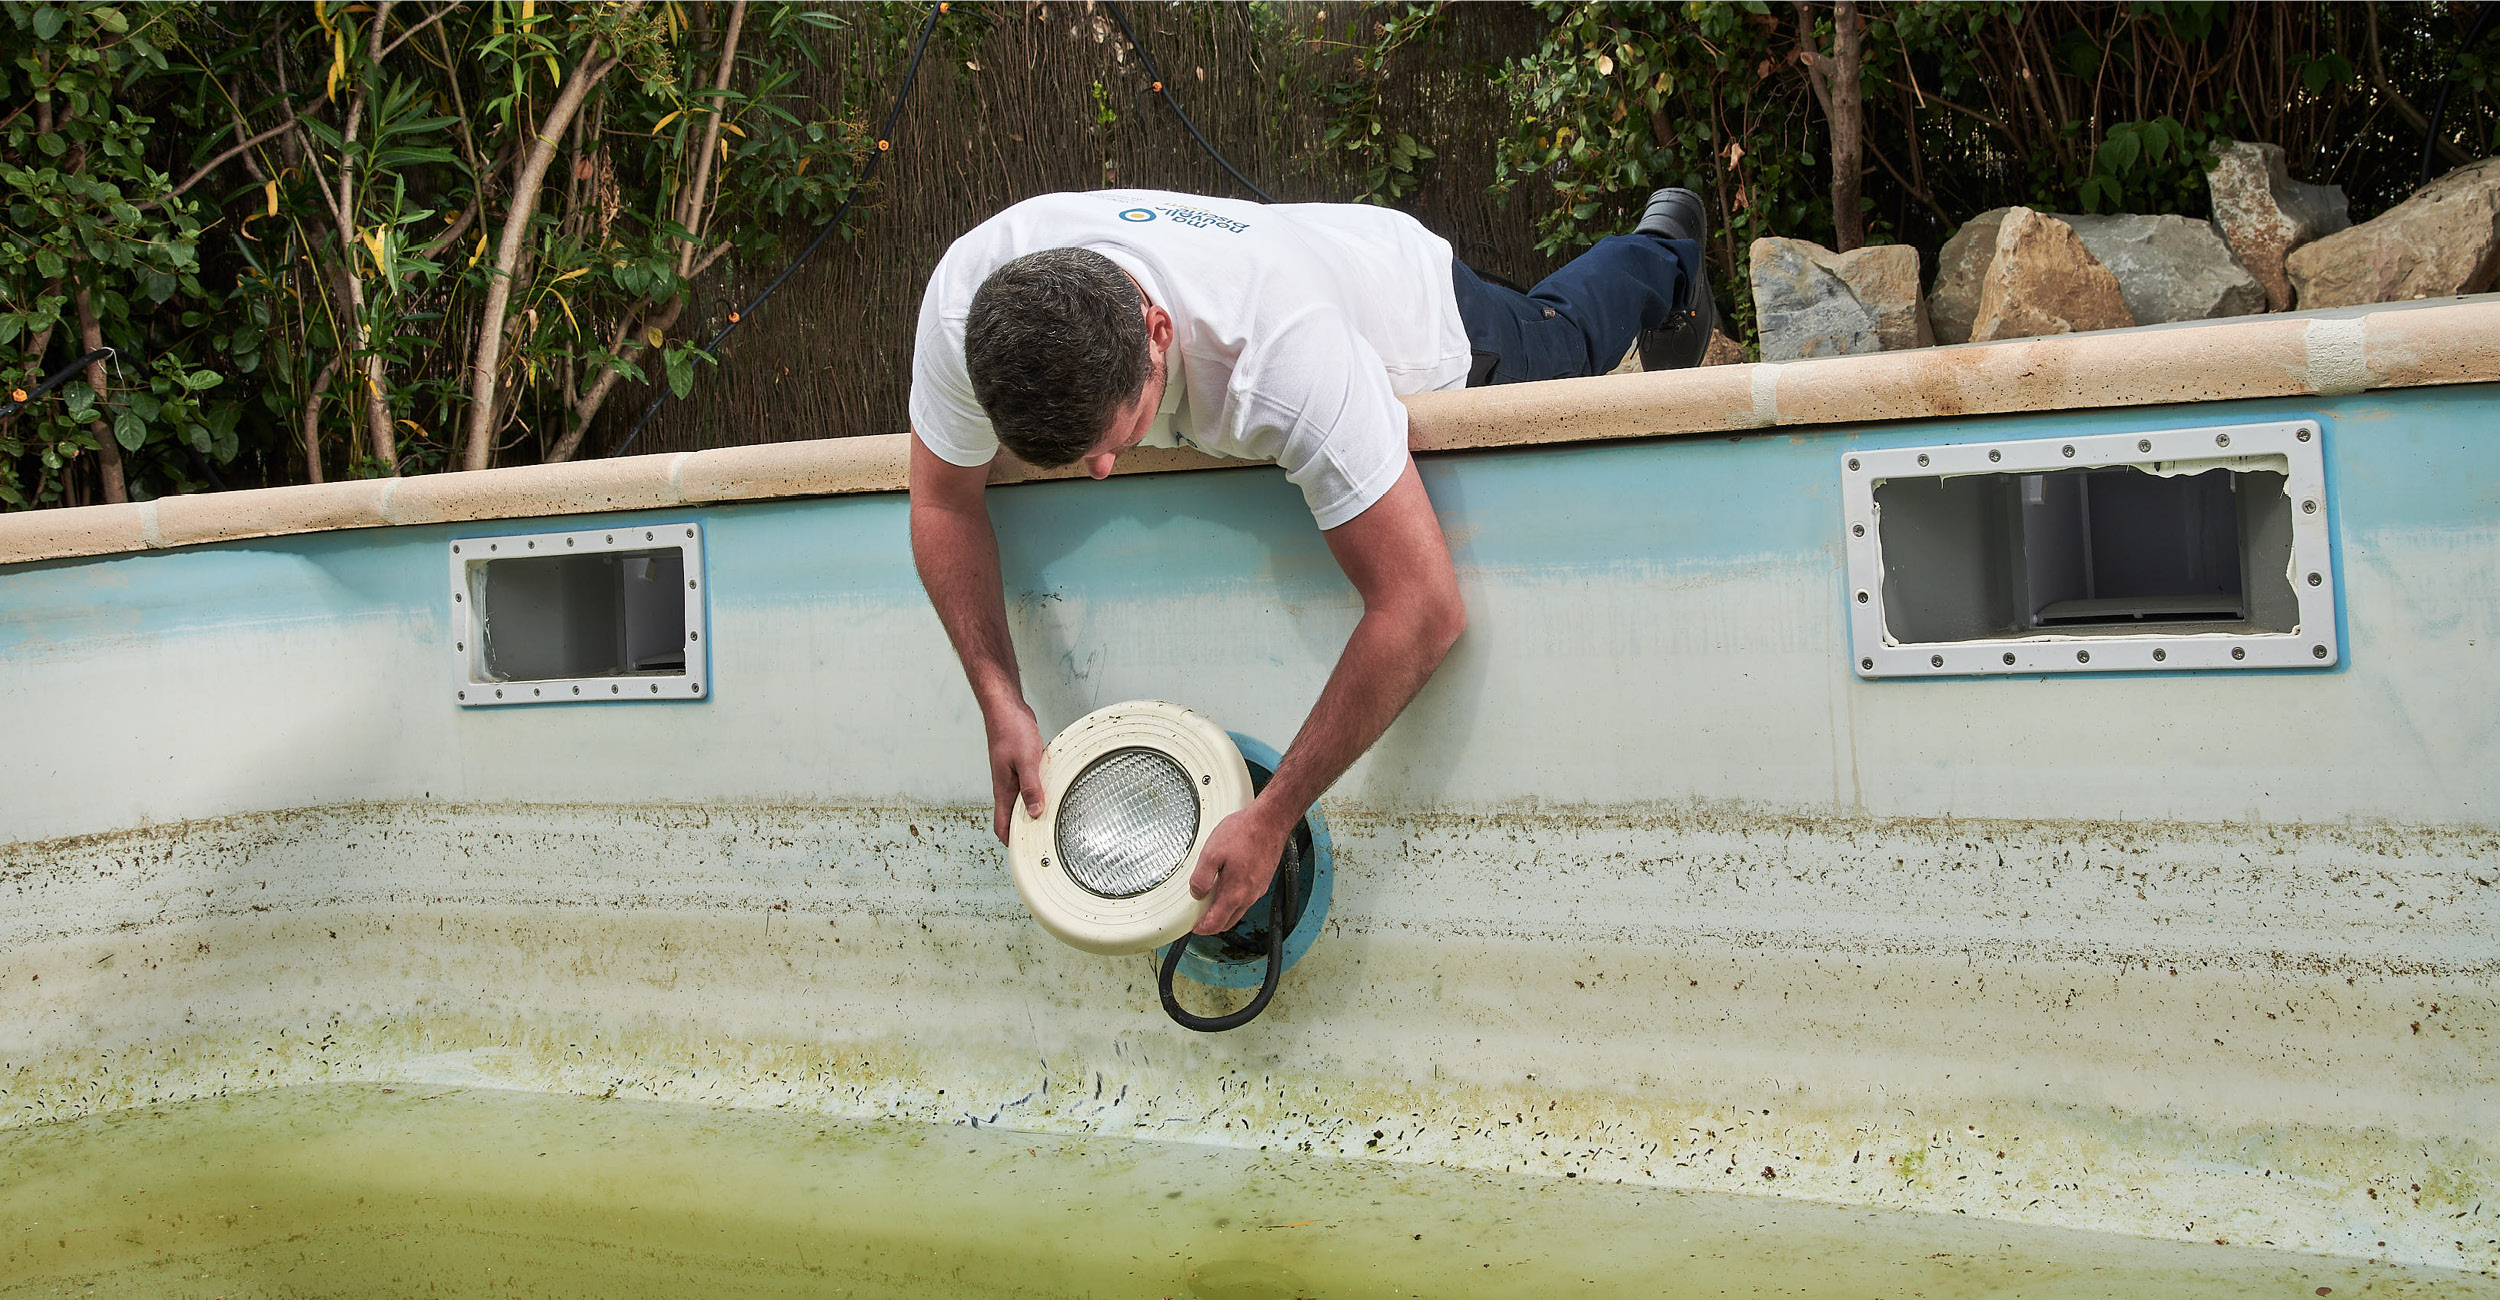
[6,297,2497,568]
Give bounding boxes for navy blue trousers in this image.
[1451,233,1700,386]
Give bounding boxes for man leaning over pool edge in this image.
[907,187,1713,936]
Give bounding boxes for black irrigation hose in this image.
[607,2,946,459]
[2419,2,2499,189]
[1102,0,1277,205]
[1158,836,1299,1033]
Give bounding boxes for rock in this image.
[1749,237,1931,361]
[1929,207,2013,344]
[2286,156,2500,309]
[2054,212,2266,324]
[1968,207,2137,341]
[2206,142,2351,311]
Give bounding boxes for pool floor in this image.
[0,1085,2487,1299]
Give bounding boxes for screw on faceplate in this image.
[2076,650,2090,664]
[1862,658,1874,670]
[2216,433,2231,447]
[1917,453,1930,467]
[1989,448,2002,462]
[2139,439,2152,453]
[2308,572,2323,586]
[2298,429,2312,442]
[1848,458,1861,471]
[2303,500,2318,514]
[1930,655,1944,668]
[2002,652,2016,665]
[2153,648,2167,662]
[2232,647,2246,660]
[2313,645,2329,659]
[1856,591,1869,604]
[1853,523,1866,536]
[2062,445,2076,458]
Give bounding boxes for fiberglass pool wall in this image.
[3,386,2495,1272]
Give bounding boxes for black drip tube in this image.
[1158,831,1299,1032]
[1101,1,1276,205]
[0,348,115,423]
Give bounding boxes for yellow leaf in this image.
[468,227,487,268]
[651,109,682,135]
[520,0,533,21]
[327,30,345,101]
[313,0,333,34]
[1595,53,1614,76]
[552,266,589,282]
[644,326,664,349]
[263,179,280,218]
[360,228,389,278]
[544,54,562,86]
[552,292,579,336]
[721,123,744,138]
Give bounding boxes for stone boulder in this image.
[1749,237,1932,361]
[1969,207,2137,341]
[2206,142,2350,311]
[1928,207,2013,344]
[2056,213,2266,324]
[2286,156,2500,309]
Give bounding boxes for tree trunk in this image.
[1827,1,1865,252]
[463,9,643,472]
[675,0,747,276]
[334,0,400,474]
[73,288,127,505]
[301,356,343,485]
[1795,1,1867,251]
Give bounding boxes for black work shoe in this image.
[1636,188,1716,372]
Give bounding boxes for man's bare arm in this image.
[1188,457,1465,932]
[908,434,1044,843]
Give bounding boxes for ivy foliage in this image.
[1,1,248,507]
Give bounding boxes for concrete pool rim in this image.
[4,295,2495,569]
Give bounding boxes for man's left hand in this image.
[1188,805,1291,934]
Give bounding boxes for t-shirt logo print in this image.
[1118,208,1157,222]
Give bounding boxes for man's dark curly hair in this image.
[964,248,1152,467]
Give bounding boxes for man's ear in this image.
[1144,303,1174,351]
[1085,449,1118,481]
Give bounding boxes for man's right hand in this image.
[987,702,1046,843]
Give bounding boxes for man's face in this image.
[1080,292,1176,481]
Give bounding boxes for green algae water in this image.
[1,1085,2488,1299]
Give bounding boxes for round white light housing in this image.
[1008,700,1253,956]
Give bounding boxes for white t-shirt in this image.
[909,191,1471,529]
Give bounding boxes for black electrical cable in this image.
[2419,2,2498,189]
[1158,833,1299,1033]
[607,3,945,459]
[1101,0,1276,204]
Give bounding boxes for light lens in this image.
[1055,747,1199,898]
